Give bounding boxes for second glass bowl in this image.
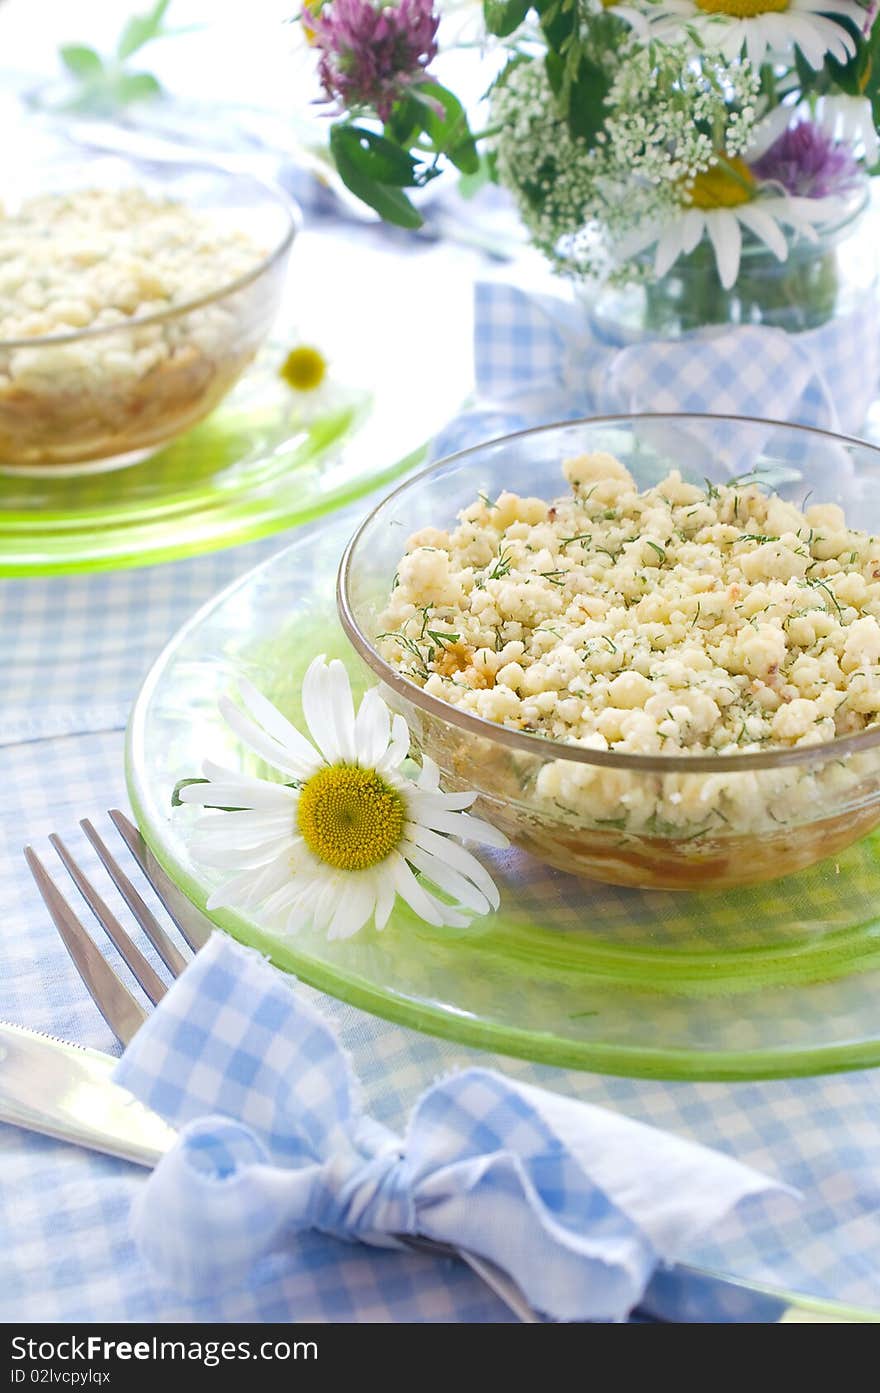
[0,150,297,475]
[339,414,880,892]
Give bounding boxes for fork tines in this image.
[24,811,208,1046]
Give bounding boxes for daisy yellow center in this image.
[695,0,788,14]
[280,345,327,392]
[687,158,756,209]
[296,764,406,871]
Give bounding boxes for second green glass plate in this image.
[126,512,880,1081]
[0,232,472,576]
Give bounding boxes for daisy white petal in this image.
[207,858,290,912]
[354,686,390,767]
[705,209,742,291]
[325,658,359,764]
[732,203,788,262]
[409,806,509,849]
[745,105,798,164]
[654,219,688,279]
[416,755,441,791]
[402,842,492,915]
[374,872,396,930]
[190,812,293,848]
[235,676,323,771]
[377,712,411,771]
[180,778,297,812]
[816,95,879,165]
[326,875,378,940]
[403,825,502,909]
[405,786,477,816]
[301,654,341,763]
[187,837,290,871]
[309,874,345,933]
[680,208,706,257]
[387,851,447,927]
[219,694,317,780]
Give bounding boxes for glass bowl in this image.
[0,150,297,475]
[338,414,880,892]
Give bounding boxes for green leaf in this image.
[413,83,479,174]
[59,43,104,78]
[860,17,880,124]
[330,124,423,228]
[535,0,576,54]
[546,50,609,143]
[825,19,868,95]
[482,0,531,37]
[171,776,247,812]
[793,45,821,97]
[330,124,419,186]
[171,777,207,807]
[111,71,163,104]
[385,94,422,147]
[117,0,172,59]
[566,56,611,143]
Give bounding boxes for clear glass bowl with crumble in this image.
[0,150,297,475]
[339,415,880,892]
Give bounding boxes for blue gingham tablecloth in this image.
[4,542,880,1323]
[3,278,880,1328]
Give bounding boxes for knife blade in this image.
[0,1019,175,1166]
[1,1020,877,1323]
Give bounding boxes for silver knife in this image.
[0,1020,175,1165]
[1,1020,878,1323]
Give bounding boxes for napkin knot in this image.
[115,935,795,1321]
[311,1120,412,1241]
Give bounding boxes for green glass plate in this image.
[126,512,880,1081]
[0,231,472,576]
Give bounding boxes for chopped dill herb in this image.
[806,576,844,617]
[488,545,513,580]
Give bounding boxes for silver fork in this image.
[22,812,539,1323]
[24,811,209,1045]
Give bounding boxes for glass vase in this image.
[591,186,876,340]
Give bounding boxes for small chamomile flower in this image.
[280,345,329,393]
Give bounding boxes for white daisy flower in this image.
[617,157,850,290]
[178,656,508,941]
[623,0,863,71]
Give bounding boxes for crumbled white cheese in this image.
[378,455,880,840]
[0,188,261,340]
[0,187,266,466]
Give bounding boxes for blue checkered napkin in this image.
[433,280,880,459]
[114,935,794,1322]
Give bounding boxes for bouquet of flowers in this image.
[301,0,879,311]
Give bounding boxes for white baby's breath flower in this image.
[490,46,760,282]
[178,656,507,941]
